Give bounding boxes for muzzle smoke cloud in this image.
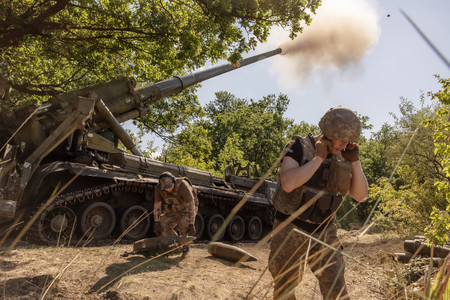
[271,0,380,89]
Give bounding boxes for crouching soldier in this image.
[153,172,198,253]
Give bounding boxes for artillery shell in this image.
[133,235,196,257]
[207,242,257,262]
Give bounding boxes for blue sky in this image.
[130,0,450,152]
[193,0,450,138]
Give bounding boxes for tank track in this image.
[28,180,266,245]
[28,180,150,245]
[50,181,149,208]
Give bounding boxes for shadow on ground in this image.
[89,253,186,294]
[0,274,55,298]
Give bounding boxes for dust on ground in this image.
[0,230,405,300]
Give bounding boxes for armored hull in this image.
[19,155,276,245]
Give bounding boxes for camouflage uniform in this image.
[269,135,353,300]
[160,210,194,236]
[269,219,348,300]
[268,107,366,300]
[154,178,198,236]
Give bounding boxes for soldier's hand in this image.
[186,224,196,236]
[315,134,330,161]
[341,143,360,161]
[153,222,162,236]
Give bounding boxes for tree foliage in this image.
[216,133,249,175]
[161,91,294,177]
[0,0,320,111]
[422,76,450,245]
[338,122,397,227]
[359,123,396,185]
[363,80,450,237]
[160,122,214,172]
[286,121,320,139]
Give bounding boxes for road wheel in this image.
[204,214,225,241]
[120,205,150,240]
[226,215,245,242]
[194,212,204,239]
[246,216,263,240]
[37,206,77,245]
[79,202,116,240]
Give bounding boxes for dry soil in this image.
[0,230,405,300]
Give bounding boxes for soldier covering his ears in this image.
[153,172,198,252]
[268,107,368,299]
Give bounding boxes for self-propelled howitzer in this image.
[0,49,280,244]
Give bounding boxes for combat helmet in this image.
[318,107,361,143]
[159,172,176,190]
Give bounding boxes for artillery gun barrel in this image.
[0,48,282,157]
[92,48,282,129]
[136,48,282,104]
[1,48,282,157]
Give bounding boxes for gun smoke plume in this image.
[272,0,380,89]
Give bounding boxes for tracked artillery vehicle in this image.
[0,49,281,245]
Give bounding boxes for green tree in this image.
[162,91,294,177]
[360,123,396,185]
[216,133,249,176]
[158,122,214,172]
[1,0,322,142]
[338,123,397,228]
[366,92,448,236]
[205,91,293,176]
[0,0,320,109]
[390,97,442,182]
[423,77,450,245]
[286,121,320,138]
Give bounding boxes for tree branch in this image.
[0,0,71,47]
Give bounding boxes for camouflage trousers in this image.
[160,210,194,236]
[268,219,349,300]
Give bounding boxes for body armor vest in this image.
[272,135,352,224]
[161,178,198,213]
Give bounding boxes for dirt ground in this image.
[0,230,405,300]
